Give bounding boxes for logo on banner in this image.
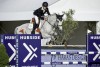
[8,43,16,62]
[93,42,100,61]
[23,43,37,63]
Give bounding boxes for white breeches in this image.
[34,15,39,24]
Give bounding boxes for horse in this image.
[14,14,64,45]
[38,14,63,45]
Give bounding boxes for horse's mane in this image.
[49,13,56,16]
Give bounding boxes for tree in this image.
[0,43,9,67]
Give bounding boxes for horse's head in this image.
[56,14,64,21]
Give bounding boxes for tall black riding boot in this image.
[31,22,37,34]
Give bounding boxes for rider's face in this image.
[43,7,47,10]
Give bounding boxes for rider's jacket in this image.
[33,7,50,20]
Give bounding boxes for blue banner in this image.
[88,35,100,67]
[16,34,41,67]
[1,34,16,67]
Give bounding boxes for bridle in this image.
[41,15,59,29]
[39,15,61,36]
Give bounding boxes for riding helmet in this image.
[42,2,48,7]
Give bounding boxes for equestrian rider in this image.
[32,2,50,34]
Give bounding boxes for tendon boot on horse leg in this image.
[28,18,35,34]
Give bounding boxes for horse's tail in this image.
[14,27,18,34]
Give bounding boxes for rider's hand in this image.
[44,17,48,21]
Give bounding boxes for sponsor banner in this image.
[1,34,16,67]
[1,34,100,67]
[16,34,41,67]
[41,49,86,67]
[88,35,100,67]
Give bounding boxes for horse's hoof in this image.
[48,44,52,47]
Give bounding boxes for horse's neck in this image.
[47,14,56,24]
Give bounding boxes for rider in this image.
[32,2,50,34]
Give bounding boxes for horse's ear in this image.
[55,13,57,16]
[61,14,64,17]
[56,14,58,18]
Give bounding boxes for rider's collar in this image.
[42,7,45,12]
